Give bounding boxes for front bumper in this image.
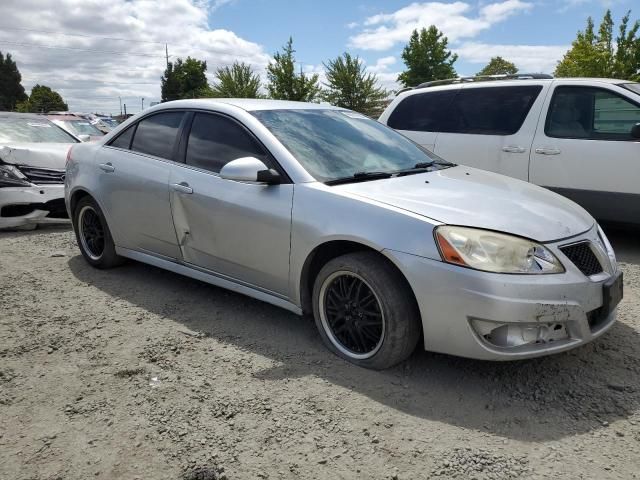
[0,185,69,229]
[387,228,619,361]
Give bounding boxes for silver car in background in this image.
[1,112,78,229]
[65,99,623,369]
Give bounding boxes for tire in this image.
[72,196,123,269]
[312,251,421,370]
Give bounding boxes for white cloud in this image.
[367,56,397,73]
[364,57,401,92]
[0,0,270,115]
[454,42,569,73]
[349,1,533,51]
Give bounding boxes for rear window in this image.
[0,117,79,143]
[130,112,184,160]
[388,85,542,135]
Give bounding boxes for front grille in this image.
[560,241,603,276]
[19,166,65,185]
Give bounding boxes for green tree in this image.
[0,51,27,111]
[161,56,210,101]
[322,53,388,117]
[211,62,262,98]
[555,10,640,80]
[16,84,67,113]
[266,37,320,102]
[477,56,518,76]
[398,26,457,87]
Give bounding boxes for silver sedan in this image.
[65,99,623,369]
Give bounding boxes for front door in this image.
[169,112,293,296]
[529,84,640,223]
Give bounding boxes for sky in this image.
[0,0,636,115]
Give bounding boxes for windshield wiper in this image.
[325,171,393,186]
[393,161,436,176]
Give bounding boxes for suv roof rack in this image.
[396,73,553,94]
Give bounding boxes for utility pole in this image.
[123,104,127,117]
[141,97,144,111]
[165,44,169,68]
[119,96,122,116]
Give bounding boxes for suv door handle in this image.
[502,146,526,153]
[170,182,193,194]
[99,162,115,173]
[535,148,561,155]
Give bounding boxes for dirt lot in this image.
[1,225,639,480]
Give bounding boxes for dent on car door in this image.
[530,85,640,223]
[169,112,293,296]
[97,112,184,258]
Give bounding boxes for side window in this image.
[130,112,184,159]
[185,113,267,173]
[450,86,543,135]
[387,90,458,131]
[109,125,135,149]
[546,86,640,140]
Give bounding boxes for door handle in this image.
[170,182,193,194]
[502,146,526,153]
[99,162,115,173]
[535,148,561,155]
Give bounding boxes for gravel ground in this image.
[1,225,639,480]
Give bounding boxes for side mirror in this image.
[631,123,640,139]
[219,157,281,185]
[77,134,91,142]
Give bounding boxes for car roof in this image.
[397,77,635,97]
[46,114,86,121]
[151,98,342,112]
[0,112,48,120]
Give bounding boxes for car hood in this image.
[334,166,594,242]
[0,143,71,168]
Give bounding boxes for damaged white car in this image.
[0,112,78,229]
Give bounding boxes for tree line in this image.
[1,8,638,116]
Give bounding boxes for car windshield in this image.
[59,120,104,136]
[100,118,120,127]
[620,83,640,96]
[0,117,79,143]
[252,109,452,182]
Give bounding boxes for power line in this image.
[0,25,167,45]
[0,40,166,57]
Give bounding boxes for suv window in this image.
[387,90,458,131]
[130,112,185,159]
[109,125,135,149]
[185,113,268,173]
[546,86,640,140]
[388,86,542,135]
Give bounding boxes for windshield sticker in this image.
[340,111,368,120]
[27,123,52,128]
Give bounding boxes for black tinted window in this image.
[452,86,542,135]
[131,112,184,159]
[387,90,458,131]
[185,113,267,173]
[389,86,542,135]
[109,125,135,149]
[546,86,640,140]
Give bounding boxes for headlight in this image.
[435,226,564,274]
[0,163,31,188]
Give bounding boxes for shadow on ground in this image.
[67,252,640,443]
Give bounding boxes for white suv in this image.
[379,76,640,225]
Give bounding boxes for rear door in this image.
[97,111,185,259]
[529,83,640,223]
[168,111,293,295]
[383,86,461,151]
[433,84,546,181]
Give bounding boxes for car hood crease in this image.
[0,143,70,168]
